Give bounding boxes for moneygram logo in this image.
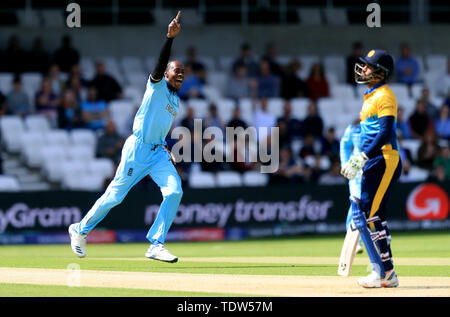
[406,183,449,220]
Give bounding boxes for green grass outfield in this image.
[0,230,449,297]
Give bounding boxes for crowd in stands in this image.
[0,34,449,190]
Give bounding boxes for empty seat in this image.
[88,158,116,179]
[62,174,105,191]
[218,56,234,72]
[267,98,284,118]
[0,175,20,192]
[70,129,97,148]
[24,115,51,132]
[21,72,43,92]
[330,83,355,99]
[216,171,242,187]
[44,130,71,147]
[67,145,95,161]
[123,86,144,104]
[425,55,447,72]
[323,8,349,25]
[389,84,410,100]
[0,72,13,94]
[323,56,346,82]
[188,171,216,188]
[298,8,322,25]
[120,56,145,74]
[108,100,138,136]
[216,98,236,124]
[124,71,148,89]
[40,9,65,27]
[242,171,269,186]
[80,57,96,81]
[0,115,25,152]
[238,98,254,124]
[207,72,228,95]
[188,98,209,119]
[290,98,309,119]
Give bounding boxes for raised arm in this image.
[151,11,181,83]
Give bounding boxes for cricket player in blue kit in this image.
[340,122,363,254]
[341,49,401,288]
[69,11,184,263]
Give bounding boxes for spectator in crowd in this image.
[80,86,109,131]
[227,107,248,130]
[398,134,419,183]
[256,60,280,98]
[276,119,291,149]
[227,62,251,100]
[270,146,303,184]
[0,91,7,117]
[321,127,340,158]
[253,97,276,140]
[201,136,225,173]
[435,104,450,140]
[302,100,323,139]
[35,77,60,126]
[409,99,432,138]
[277,100,302,139]
[48,64,65,95]
[346,41,364,85]
[260,42,284,77]
[52,35,80,73]
[6,76,33,117]
[432,143,450,180]
[90,61,123,102]
[180,106,196,132]
[2,35,27,74]
[229,135,258,173]
[417,130,441,170]
[420,88,439,120]
[177,64,204,100]
[96,120,124,165]
[28,37,50,74]
[396,106,412,139]
[231,43,259,77]
[184,46,207,84]
[428,164,447,182]
[67,76,85,104]
[318,159,346,185]
[67,64,89,87]
[204,103,224,131]
[306,63,330,100]
[58,89,83,130]
[299,133,318,159]
[280,59,310,99]
[437,59,450,97]
[396,43,420,86]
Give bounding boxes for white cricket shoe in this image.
[145,244,178,263]
[356,243,364,254]
[68,223,87,258]
[358,269,399,288]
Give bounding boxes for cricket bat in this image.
[338,220,360,276]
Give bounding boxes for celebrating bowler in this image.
[68,11,184,263]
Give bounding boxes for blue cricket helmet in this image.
[354,49,394,84]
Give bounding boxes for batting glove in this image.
[341,152,368,179]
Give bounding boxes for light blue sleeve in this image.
[340,125,353,167]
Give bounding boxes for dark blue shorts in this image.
[359,149,402,221]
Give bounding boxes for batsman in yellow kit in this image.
[341,49,402,288]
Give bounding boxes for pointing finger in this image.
[175,10,181,22]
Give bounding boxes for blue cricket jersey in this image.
[340,123,361,167]
[133,77,180,145]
